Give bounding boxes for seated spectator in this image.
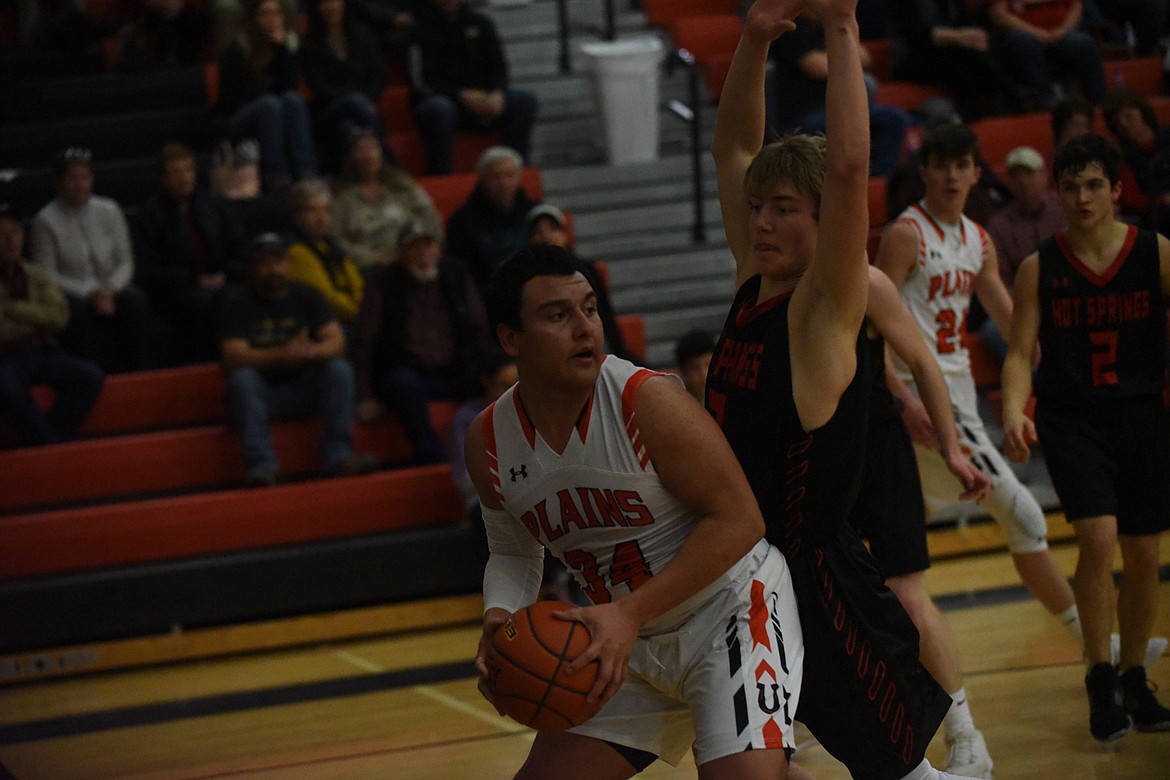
[986,0,1107,109]
[0,205,105,447]
[1103,87,1170,234]
[211,139,296,237]
[888,0,1022,120]
[348,0,416,62]
[299,0,396,175]
[408,0,538,174]
[1081,0,1165,56]
[525,203,635,362]
[330,127,442,269]
[4,0,111,77]
[134,143,245,365]
[115,0,214,72]
[215,0,317,192]
[674,328,715,404]
[219,232,374,487]
[445,146,537,295]
[983,145,1066,358]
[767,13,912,176]
[351,221,488,465]
[30,148,152,372]
[448,348,517,520]
[287,180,365,327]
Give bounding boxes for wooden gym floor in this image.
[1,519,1168,779]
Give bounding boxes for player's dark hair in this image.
[486,244,587,331]
[918,122,980,167]
[675,329,716,367]
[1053,133,1122,186]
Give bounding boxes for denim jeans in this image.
[317,91,397,173]
[229,90,319,189]
[412,88,539,174]
[998,29,1107,107]
[224,357,355,471]
[0,347,105,445]
[374,365,460,464]
[791,104,914,177]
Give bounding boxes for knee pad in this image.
[982,474,1049,554]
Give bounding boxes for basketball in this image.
[483,600,602,731]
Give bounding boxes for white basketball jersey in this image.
[892,201,991,378]
[485,356,752,633]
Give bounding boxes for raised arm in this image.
[789,0,871,426]
[711,0,800,284]
[1001,254,1041,463]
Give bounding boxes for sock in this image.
[896,758,934,780]
[1059,604,1082,641]
[944,686,976,740]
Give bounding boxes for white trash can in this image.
[580,37,664,164]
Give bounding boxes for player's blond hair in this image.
[744,134,827,218]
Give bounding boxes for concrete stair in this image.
[483,0,733,367]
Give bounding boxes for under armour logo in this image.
[510,465,528,481]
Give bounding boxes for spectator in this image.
[674,328,715,404]
[445,146,537,295]
[115,0,214,72]
[299,0,395,175]
[408,0,538,174]
[983,145,1067,358]
[330,126,442,269]
[134,143,245,365]
[448,348,517,519]
[888,0,1022,120]
[348,0,416,62]
[1082,0,1166,56]
[215,0,317,192]
[767,14,912,176]
[1103,87,1170,234]
[988,145,1067,290]
[351,220,488,465]
[219,232,374,487]
[286,179,365,327]
[986,0,1107,109]
[30,148,152,372]
[525,203,635,362]
[0,206,105,447]
[211,139,296,237]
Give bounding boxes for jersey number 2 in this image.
[564,541,651,603]
[1090,330,1119,386]
[935,309,968,354]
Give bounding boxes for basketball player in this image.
[856,266,995,778]
[1001,133,1170,743]
[874,122,1082,637]
[709,1,974,778]
[468,244,804,778]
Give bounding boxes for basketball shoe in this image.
[1085,662,1132,742]
[1120,666,1170,732]
[945,728,993,779]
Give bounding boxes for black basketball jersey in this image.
[706,275,870,561]
[1036,226,1167,408]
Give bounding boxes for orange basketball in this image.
[483,600,602,731]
